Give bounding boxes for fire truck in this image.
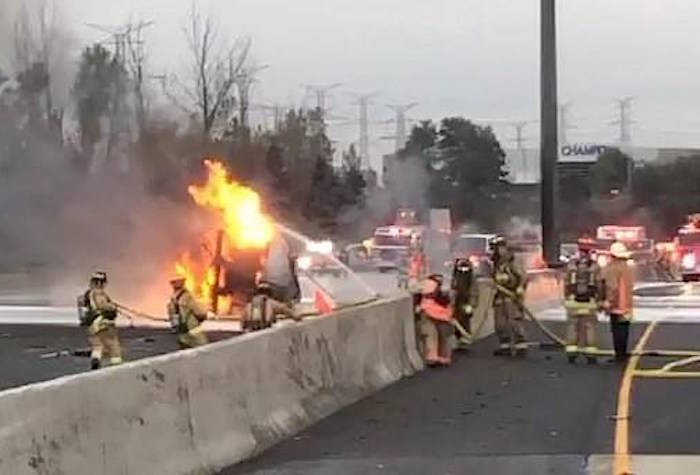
[366,208,428,271]
[369,225,425,270]
[594,225,654,267]
[677,214,700,282]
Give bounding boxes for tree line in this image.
[0,1,368,252]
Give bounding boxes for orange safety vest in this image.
[420,297,452,322]
[409,253,424,278]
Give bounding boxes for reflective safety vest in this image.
[566,257,602,302]
[420,297,452,322]
[168,290,206,334]
[493,259,522,292]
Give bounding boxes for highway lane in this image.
[224,285,700,475]
[0,324,238,391]
[0,270,400,392]
[3,273,700,474]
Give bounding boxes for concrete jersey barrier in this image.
[0,296,422,475]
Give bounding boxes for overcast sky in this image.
[6,0,700,166]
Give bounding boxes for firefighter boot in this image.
[493,342,511,356]
[90,358,101,370]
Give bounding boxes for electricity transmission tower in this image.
[612,96,635,144]
[383,102,418,152]
[85,20,154,169]
[233,63,269,130]
[303,83,342,118]
[351,93,379,168]
[510,121,534,182]
[558,101,575,145]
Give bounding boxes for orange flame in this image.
[174,160,274,310]
[188,160,274,250]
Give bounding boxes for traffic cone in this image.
[314,288,335,315]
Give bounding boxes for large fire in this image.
[175,159,274,309]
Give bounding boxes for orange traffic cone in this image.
[314,288,335,315]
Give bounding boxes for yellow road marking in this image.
[637,349,700,357]
[613,321,658,475]
[659,355,700,372]
[634,370,700,379]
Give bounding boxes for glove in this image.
[515,287,525,298]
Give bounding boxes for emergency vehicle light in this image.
[297,255,312,271]
[307,240,333,255]
[682,253,696,270]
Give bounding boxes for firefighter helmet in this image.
[610,241,631,259]
[489,235,507,251]
[169,276,186,288]
[454,257,473,273]
[90,271,107,284]
[577,236,596,252]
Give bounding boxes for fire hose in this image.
[492,282,568,348]
[114,303,163,327]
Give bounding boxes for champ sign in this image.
[558,143,608,163]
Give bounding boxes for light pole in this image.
[540,0,560,266]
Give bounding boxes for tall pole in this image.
[358,97,369,169]
[540,0,559,266]
[513,122,528,182]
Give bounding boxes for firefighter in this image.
[451,257,478,350]
[490,236,528,357]
[246,236,301,329]
[419,274,453,366]
[167,277,210,349]
[407,235,426,292]
[82,271,122,370]
[564,238,604,364]
[603,242,635,362]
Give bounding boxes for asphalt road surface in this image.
[0,325,237,391]
[2,275,700,474]
[224,284,700,475]
[0,270,398,391]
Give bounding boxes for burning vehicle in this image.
[173,160,375,325]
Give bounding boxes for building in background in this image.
[505,144,700,184]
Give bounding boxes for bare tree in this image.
[176,2,250,136]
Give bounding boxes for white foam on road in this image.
[540,305,700,323]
